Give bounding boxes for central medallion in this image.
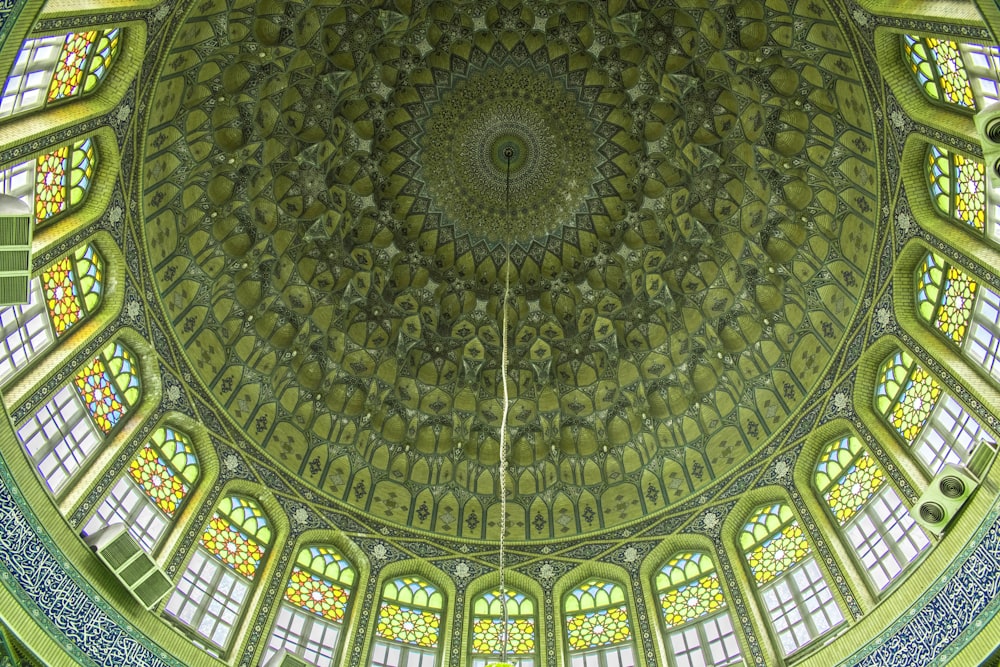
[420,66,596,242]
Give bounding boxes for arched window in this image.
[917,252,1000,385]
[740,503,843,655]
[165,495,271,650]
[82,426,198,552]
[372,576,443,667]
[902,36,1000,109]
[470,588,537,667]
[0,243,102,382]
[814,436,930,591]
[563,579,636,667]
[0,29,121,118]
[0,138,97,226]
[875,348,988,473]
[925,145,986,234]
[16,339,139,493]
[655,552,741,667]
[264,546,356,666]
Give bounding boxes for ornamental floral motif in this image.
[201,514,265,579]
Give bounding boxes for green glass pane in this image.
[296,545,355,587]
[69,138,96,206]
[217,495,271,544]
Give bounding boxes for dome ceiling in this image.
[142,0,877,539]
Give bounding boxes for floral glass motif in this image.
[875,350,942,445]
[284,546,355,623]
[34,138,96,224]
[47,29,120,102]
[376,577,443,648]
[926,145,986,232]
[656,552,726,628]
[815,436,886,525]
[47,31,98,102]
[73,342,140,433]
[127,427,198,517]
[741,504,810,586]
[903,35,976,108]
[917,252,977,344]
[41,244,102,336]
[564,579,632,650]
[201,496,270,579]
[471,589,536,656]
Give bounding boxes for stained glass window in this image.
[916,252,1000,388]
[0,138,98,226]
[740,504,843,654]
[73,341,140,434]
[874,348,987,472]
[814,436,930,591]
[903,35,976,108]
[0,243,102,383]
[376,577,443,648]
[563,579,636,667]
[265,546,356,666]
[925,145,986,233]
[201,495,271,579]
[917,252,977,344]
[166,495,271,648]
[372,576,443,667]
[656,552,742,667]
[84,426,199,551]
[0,29,121,117]
[741,504,810,586]
[128,427,198,516]
[875,349,941,445]
[285,546,355,622]
[43,243,102,335]
[471,588,536,666]
[17,338,139,493]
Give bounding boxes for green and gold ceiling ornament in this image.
[142,0,878,540]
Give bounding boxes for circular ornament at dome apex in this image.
[141,0,879,541]
[419,65,597,243]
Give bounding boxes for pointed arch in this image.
[82,424,199,552]
[901,35,1000,110]
[925,145,986,234]
[165,494,272,649]
[372,575,444,666]
[16,339,140,493]
[264,545,356,666]
[470,587,537,666]
[0,137,97,227]
[563,578,636,667]
[0,29,121,118]
[875,347,989,472]
[655,551,742,667]
[814,435,930,592]
[740,503,844,655]
[0,242,103,383]
[916,252,1000,386]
